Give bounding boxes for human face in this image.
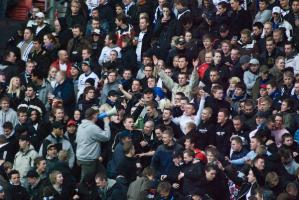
[162,110,171,121]
[10,173,21,185]
[33,41,42,51]
[108,72,117,83]
[273,31,282,42]
[139,18,148,31]
[144,66,153,77]
[115,6,123,14]
[155,129,163,140]
[281,101,289,112]
[91,20,100,30]
[292,0,299,13]
[67,125,76,134]
[49,67,58,78]
[203,39,212,49]
[230,49,240,61]
[250,138,259,150]
[250,64,259,73]
[43,35,51,46]
[124,118,134,130]
[234,87,244,97]
[146,106,155,117]
[59,51,68,62]
[264,24,272,36]
[276,58,285,70]
[123,70,132,80]
[230,0,239,10]
[205,52,213,64]
[71,3,80,14]
[217,112,227,124]
[19,139,29,150]
[72,28,81,38]
[131,80,141,92]
[284,44,294,56]
[30,110,38,121]
[240,34,250,44]
[178,74,187,86]
[56,173,63,185]
[184,105,194,116]
[184,32,192,42]
[247,170,256,183]
[162,133,172,145]
[47,147,57,158]
[24,29,33,41]
[147,78,156,88]
[206,152,216,163]
[221,42,230,54]
[178,58,188,69]
[233,119,242,131]
[231,140,241,152]
[172,56,179,67]
[213,89,223,100]
[213,53,222,64]
[37,160,46,172]
[259,1,267,10]
[144,122,153,135]
[283,76,293,87]
[74,110,81,121]
[82,49,90,60]
[1,101,9,111]
[275,116,283,129]
[210,71,219,82]
[280,0,289,8]
[206,169,217,181]
[252,26,262,36]
[54,19,61,33]
[55,109,64,121]
[165,68,173,77]
[18,112,27,124]
[201,109,211,121]
[86,89,95,100]
[96,178,107,189]
[183,153,193,163]
[266,41,275,52]
[255,158,265,171]
[283,137,293,146]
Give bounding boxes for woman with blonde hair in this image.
[7,76,25,110]
[47,66,58,88]
[48,170,72,199]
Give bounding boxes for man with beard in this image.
[67,24,91,62]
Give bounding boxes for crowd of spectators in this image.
[0,0,299,199]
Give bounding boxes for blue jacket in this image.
[54,78,76,115]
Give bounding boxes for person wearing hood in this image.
[54,18,73,50]
[76,108,110,181]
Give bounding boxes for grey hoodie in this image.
[76,119,110,161]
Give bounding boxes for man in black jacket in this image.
[8,170,29,200]
[197,107,215,150]
[135,17,152,64]
[0,49,19,82]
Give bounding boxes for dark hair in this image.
[253,22,264,29]
[72,24,83,32]
[3,122,13,130]
[8,169,20,179]
[106,33,117,44]
[32,68,43,79]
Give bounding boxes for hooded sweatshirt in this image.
[76,119,110,161]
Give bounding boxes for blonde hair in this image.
[229,77,241,84]
[49,170,62,184]
[7,77,21,97]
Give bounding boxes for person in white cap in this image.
[270,6,293,41]
[32,12,51,39]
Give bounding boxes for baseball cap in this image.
[67,120,76,127]
[35,12,45,18]
[118,130,132,139]
[249,58,260,65]
[175,37,186,45]
[47,143,57,150]
[272,6,281,14]
[92,29,101,36]
[239,55,251,65]
[26,170,39,178]
[219,24,229,33]
[51,121,64,130]
[259,65,269,73]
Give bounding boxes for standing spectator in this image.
[17,27,34,62]
[8,170,29,200]
[76,108,110,181]
[0,50,19,82]
[13,135,38,185]
[0,96,18,134]
[32,12,51,39]
[50,50,73,78]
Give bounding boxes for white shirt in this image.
[77,72,99,99]
[59,63,67,71]
[136,32,145,62]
